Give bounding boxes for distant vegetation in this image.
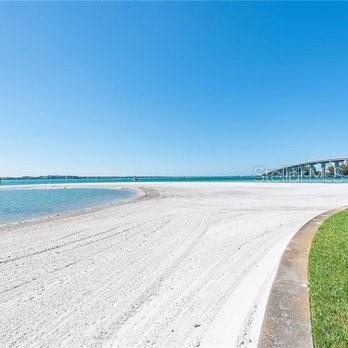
[309,210,348,347]
[0,175,132,180]
[272,162,348,177]
[341,162,348,176]
[325,163,348,176]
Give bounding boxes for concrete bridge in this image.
[265,157,348,178]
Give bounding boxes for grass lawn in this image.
[309,209,348,348]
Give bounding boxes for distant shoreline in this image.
[1,175,348,186]
[1,175,257,180]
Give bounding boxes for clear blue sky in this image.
[1,2,348,176]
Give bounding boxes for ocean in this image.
[1,176,348,186]
[0,176,259,186]
[0,187,138,224]
[1,176,348,224]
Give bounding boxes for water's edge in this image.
[2,176,348,186]
[0,187,142,226]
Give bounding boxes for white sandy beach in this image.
[1,182,348,348]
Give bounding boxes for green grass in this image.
[309,209,348,348]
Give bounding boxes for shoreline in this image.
[0,185,146,229]
[1,180,342,229]
[2,182,348,347]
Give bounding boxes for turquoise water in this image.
[1,176,347,224]
[1,176,348,186]
[0,176,257,185]
[0,188,138,224]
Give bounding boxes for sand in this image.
[1,182,348,348]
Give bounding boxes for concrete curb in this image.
[258,207,346,348]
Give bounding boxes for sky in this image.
[1,2,348,177]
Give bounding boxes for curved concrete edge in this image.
[258,207,347,348]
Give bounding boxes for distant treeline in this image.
[303,163,348,177]
[0,175,133,180]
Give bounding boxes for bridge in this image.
[264,157,348,178]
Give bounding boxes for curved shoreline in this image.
[257,207,346,348]
[0,184,146,230]
[2,183,348,347]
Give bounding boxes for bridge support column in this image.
[334,161,341,177]
[310,164,316,178]
[321,163,326,178]
[299,166,304,179]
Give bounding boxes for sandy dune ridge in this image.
[1,182,348,347]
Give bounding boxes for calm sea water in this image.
[1,176,348,224]
[0,176,258,185]
[0,188,138,224]
[1,176,348,186]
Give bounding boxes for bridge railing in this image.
[261,158,348,180]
